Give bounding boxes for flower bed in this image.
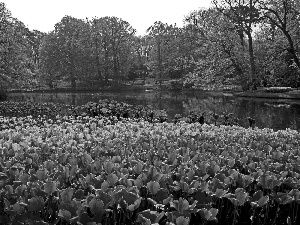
[0,114,300,225]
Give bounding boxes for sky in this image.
[2,0,212,35]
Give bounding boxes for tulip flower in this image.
[58,209,72,221]
[44,160,55,171]
[44,179,57,195]
[209,208,219,220]
[176,216,189,225]
[104,161,114,174]
[85,173,95,184]
[107,173,118,186]
[228,158,235,168]
[288,189,300,201]
[89,197,104,215]
[147,180,160,195]
[98,175,107,188]
[235,188,248,206]
[93,160,102,173]
[214,188,228,198]
[60,188,74,203]
[95,190,112,208]
[171,198,189,214]
[134,162,144,174]
[28,196,44,211]
[13,202,26,214]
[19,173,29,185]
[134,178,143,188]
[257,195,269,207]
[36,168,47,181]
[25,157,33,165]
[112,155,121,163]
[168,152,176,164]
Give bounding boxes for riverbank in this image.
[235,89,300,100]
[5,84,240,93]
[7,85,154,93]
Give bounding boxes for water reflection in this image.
[7,91,300,131]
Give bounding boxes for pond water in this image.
[7,90,300,131]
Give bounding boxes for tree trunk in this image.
[70,70,76,89]
[48,75,53,89]
[68,39,76,89]
[157,39,162,87]
[247,32,256,89]
[94,37,102,82]
[283,30,300,69]
[104,49,109,84]
[270,22,276,41]
[237,29,244,50]
[113,51,118,79]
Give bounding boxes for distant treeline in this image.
[1,1,300,91]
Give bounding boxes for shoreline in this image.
[5,87,300,101]
[235,90,300,100]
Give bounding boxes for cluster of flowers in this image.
[0,100,168,124]
[74,100,168,123]
[0,114,300,225]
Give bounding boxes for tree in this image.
[213,0,262,89]
[259,0,300,70]
[146,22,182,84]
[90,16,135,85]
[184,8,247,87]
[107,17,136,83]
[0,2,13,87]
[39,31,62,88]
[52,16,90,88]
[0,2,37,89]
[27,30,46,70]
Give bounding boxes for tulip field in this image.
[0,100,300,225]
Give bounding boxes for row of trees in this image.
[1,0,300,90]
[40,16,137,88]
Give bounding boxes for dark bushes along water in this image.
[0,99,246,128]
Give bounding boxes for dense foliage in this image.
[0,3,44,89]
[1,1,300,90]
